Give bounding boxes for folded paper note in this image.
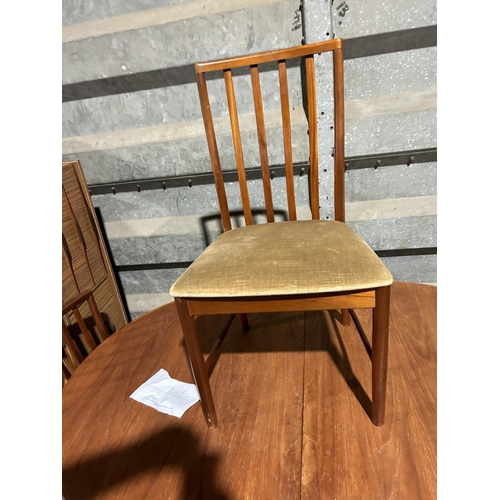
[130,369,200,418]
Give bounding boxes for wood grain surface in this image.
[62,282,436,499]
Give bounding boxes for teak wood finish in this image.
[62,289,110,380]
[62,283,436,500]
[178,39,392,429]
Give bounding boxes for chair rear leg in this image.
[372,285,391,426]
[175,298,218,428]
[239,313,250,333]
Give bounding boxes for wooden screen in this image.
[62,160,128,354]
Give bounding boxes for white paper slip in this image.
[130,369,200,418]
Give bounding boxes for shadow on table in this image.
[62,425,229,500]
[322,310,372,419]
[196,308,373,422]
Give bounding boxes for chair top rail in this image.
[195,39,343,73]
[62,289,93,316]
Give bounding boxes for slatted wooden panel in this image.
[62,161,128,353]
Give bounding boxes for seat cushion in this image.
[170,220,393,298]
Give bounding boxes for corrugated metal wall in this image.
[62,0,437,319]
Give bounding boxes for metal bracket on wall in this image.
[88,148,437,196]
[344,148,436,171]
[88,163,309,196]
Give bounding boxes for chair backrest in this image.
[62,289,110,379]
[195,38,345,231]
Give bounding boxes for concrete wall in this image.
[62,0,437,319]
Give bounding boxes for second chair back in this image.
[62,289,110,379]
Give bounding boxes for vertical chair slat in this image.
[88,294,110,341]
[278,60,297,221]
[196,72,232,232]
[224,69,253,226]
[73,307,98,350]
[62,359,74,379]
[250,65,274,223]
[333,46,345,222]
[305,55,319,220]
[62,320,84,365]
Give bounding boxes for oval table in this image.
[62,281,437,500]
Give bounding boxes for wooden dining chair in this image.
[62,289,110,381]
[170,38,393,429]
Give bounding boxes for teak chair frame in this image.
[175,38,391,429]
[62,289,110,379]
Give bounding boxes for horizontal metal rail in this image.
[344,148,437,170]
[114,247,436,273]
[88,148,437,196]
[376,247,437,258]
[89,163,308,195]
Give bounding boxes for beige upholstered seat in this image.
[170,220,393,298]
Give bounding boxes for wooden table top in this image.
[62,281,437,500]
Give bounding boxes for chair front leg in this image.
[175,298,218,428]
[372,285,391,426]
